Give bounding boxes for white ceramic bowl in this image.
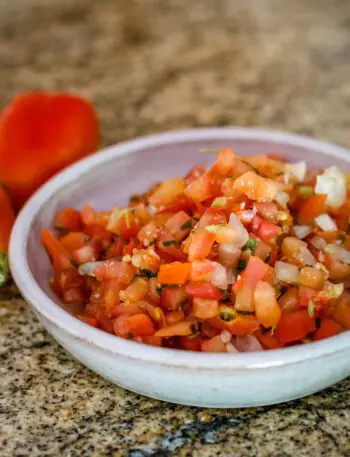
[10,128,350,408]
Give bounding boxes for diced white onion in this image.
[229,213,249,247]
[309,236,327,250]
[325,244,350,264]
[314,214,337,232]
[297,246,317,266]
[240,209,256,223]
[284,161,307,183]
[148,205,157,215]
[293,225,312,239]
[219,243,241,266]
[234,335,263,352]
[79,261,104,276]
[275,190,290,208]
[225,267,236,285]
[226,342,238,353]
[315,166,346,209]
[220,330,232,344]
[210,262,228,289]
[275,261,299,283]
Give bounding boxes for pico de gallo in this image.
[42,148,350,352]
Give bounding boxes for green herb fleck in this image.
[84,236,92,242]
[70,259,78,268]
[241,160,260,175]
[127,332,134,340]
[190,323,198,335]
[180,219,193,230]
[264,252,272,263]
[0,253,10,287]
[219,311,235,322]
[298,186,313,197]
[139,268,157,278]
[244,238,258,255]
[162,240,179,247]
[130,195,141,203]
[236,310,254,316]
[156,285,163,296]
[236,259,247,273]
[308,300,315,317]
[337,234,346,245]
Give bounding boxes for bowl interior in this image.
[27,130,350,312]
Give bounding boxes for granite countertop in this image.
[1,0,350,456]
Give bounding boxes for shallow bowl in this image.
[10,128,350,407]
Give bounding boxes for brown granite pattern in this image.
[1,0,350,456]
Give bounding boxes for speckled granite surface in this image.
[1,1,350,456]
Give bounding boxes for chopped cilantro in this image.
[337,234,346,245]
[70,259,78,268]
[127,332,134,340]
[236,258,247,273]
[219,311,235,322]
[139,268,157,278]
[244,238,257,255]
[180,219,193,230]
[84,236,92,242]
[264,252,271,263]
[162,240,179,247]
[130,195,141,203]
[190,323,198,335]
[156,285,163,296]
[0,253,10,287]
[236,310,254,316]
[241,160,260,175]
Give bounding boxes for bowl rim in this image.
[10,127,350,370]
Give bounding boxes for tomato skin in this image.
[157,262,191,285]
[209,314,260,336]
[185,282,222,300]
[59,232,86,253]
[0,92,99,210]
[41,229,74,272]
[276,310,316,344]
[185,173,213,203]
[164,211,192,241]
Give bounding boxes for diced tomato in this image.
[108,209,140,240]
[233,256,267,312]
[298,286,317,308]
[54,208,83,231]
[255,330,282,350]
[185,173,213,203]
[257,220,281,243]
[180,335,202,351]
[63,288,84,304]
[253,281,281,328]
[276,309,316,344]
[196,208,227,228]
[201,335,227,352]
[73,243,99,265]
[185,282,222,300]
[192,297,219,319]
[161,286,187,310]
[211,147,236,176]
[120,277,149,302]
[157,262,191,285]
[255,202,279,222]
[188,228,215,262]
[41,229,74,271]
[149,178,185,207]
[105,237,124,258]
[210,311,259,335]
[158,232,188,261]
[314,318,343,341]
[233,171,278,202]
[251,214,263,233]
[298,194,327,224]
[94,260,136,283]
[60,232,87,253]
[127,314,156,337]
[190,259,216,281]
[164,211,192,241]
[165,309,185,325]
[155,320,197,337]
[80,204,96,225]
